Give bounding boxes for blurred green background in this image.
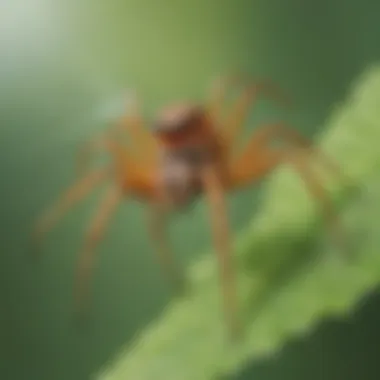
[1,0,380,379]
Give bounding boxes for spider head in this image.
[153,103,209,147]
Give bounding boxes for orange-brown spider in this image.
[32,75,347,340]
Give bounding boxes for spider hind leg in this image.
[229,122,348,251]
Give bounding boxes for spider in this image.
[32,75,348,340]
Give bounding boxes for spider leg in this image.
[76,123,127,178]
[31,168,109,255]
[206,74,238,125]
[105,139,183,292]
[74,184,123,316]
[76,95,157,177]
[229,122,347,249]
[74,140,159,316]
[109,137,185,293]
[119,94,158,160]
[231,122,351,186]
[222,80,292,149]
[288,154,345,248]
[146,203,186,294]
[202,165,240,341]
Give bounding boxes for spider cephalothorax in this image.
[32,76,349,340]
[153,103,215,150]
[154,103,204,133]
[155,105,214,209]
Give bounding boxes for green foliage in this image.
[96,65,380,380]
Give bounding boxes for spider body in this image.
[154,104,224,210]
[32,76,349,340]
[158,148,203,209]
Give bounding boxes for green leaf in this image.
[95,65,380,380]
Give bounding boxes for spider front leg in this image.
[229,122,348,250]
[202,165,240,341]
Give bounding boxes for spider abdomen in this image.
[159,145,211,208]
